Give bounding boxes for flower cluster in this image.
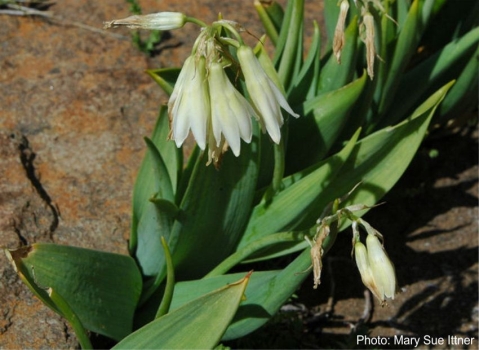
[306,194,397,305]
[352,219,397,305]
[104,12,299,166]
[168,23,299,166]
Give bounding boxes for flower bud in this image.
[354,234,397,305]
[104,12,186,31]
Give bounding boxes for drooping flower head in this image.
[167,21,299,166]
[237,45,299,144]
[106,12,300,166]
[353,220,397,305]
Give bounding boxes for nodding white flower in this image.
[208,61,255,157]
[354,234,397,305]
[168,56,209,150]
[103,12,187,31]
[366,234,397,301]
[237,45,299,144]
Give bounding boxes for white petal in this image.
[367,234,397,300]
[169,56,209,149]
[208,63,241,156]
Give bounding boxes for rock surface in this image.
[0,1,477,349]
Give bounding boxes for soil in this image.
[0,1,477,349]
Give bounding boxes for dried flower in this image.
[361,10,376,79]
[333,0,350,63]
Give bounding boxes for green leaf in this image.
[131,107,180,255]
[254,0,284,45]
[155,237,175,318]
[113,272,251,349]
[287,21,321,105]
[317,17,359,94]
[146,68,181,96]
[274,0,304,89]
[378,0,425,117]
[5,243,142,341]
[167,263,313,341]
[436,48,479,121]
[46,288,92,349]
[239,129,360,250]
[286,73,367,172]
[299,81,455,228]
[223,251,311,340]
[383,26,479,127]
[169,140,259,280]
[133,137,175,279]
[323,0,341,43]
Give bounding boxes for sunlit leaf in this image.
[114,272,251,349]
[5,243,142,341]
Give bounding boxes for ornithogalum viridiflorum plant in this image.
[4,0,477,348]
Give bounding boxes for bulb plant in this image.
[4,0,477,348]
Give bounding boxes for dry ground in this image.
[0,1,477,348]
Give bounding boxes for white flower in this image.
[237,45,299,144]
[354,241,378,297]
[366,234,397,300]
[168,56,209,149]
[354,234,397,305]
[208,61,255,157]
[103,12,186,31]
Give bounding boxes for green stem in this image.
[254,0,279,45]
[204,231,306,278]
[271,138,285,193]
[48,289,93,349]
[185,16,207,28]
[156,237,175,318]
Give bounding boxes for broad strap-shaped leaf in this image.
[131,107,180,261]
[223,250,311,340]
[161,260,313,341]
[239,129,360,250]
[5,243,142,341]
[378,0,426,117]
[169,139,259,280]
[297,81,455,229]
[113,272,251,349]
[383,26,479,127]
[436,47,479,121]
[134,137,176,278]
[286,74,366,173]
[287,21,322,105]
